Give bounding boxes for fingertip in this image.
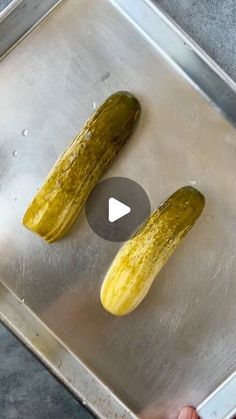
[178,407,198,419]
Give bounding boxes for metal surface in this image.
[0,0,63,58]
[197,371,236,419]
[0,0,236,418]
[114,0,236,127]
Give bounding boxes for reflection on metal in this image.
[0,0,63,58]
[197,371,236,419]
[0,0,236,418]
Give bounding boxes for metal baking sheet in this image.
[0,0,236,418]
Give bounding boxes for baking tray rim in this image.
[0,0,236,418]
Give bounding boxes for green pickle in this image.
[100,186,205,316]
[23,91,141,242]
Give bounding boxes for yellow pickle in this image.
[100,186,205,316]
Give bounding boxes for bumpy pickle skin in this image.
[23,91,141,243]
[100,186,205,316]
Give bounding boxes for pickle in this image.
[23,91,141,242]
[100,186,205,316]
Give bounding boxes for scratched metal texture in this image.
[0,0,236,418]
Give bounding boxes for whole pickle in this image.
[23,91,141,242]
[100,186,205,316]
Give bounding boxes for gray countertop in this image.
[0,1,235,418]
[156,0,236,82]
[0,324,93,419]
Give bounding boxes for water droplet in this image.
[124,78,128,82]
[20,298,25,304]
[12,150,18,157]
[82,398,87,406]
[22,129,29,137]
[204,214,213,224]
[14,197,17,201]
[93,101,97,109]
[189,179,197,185]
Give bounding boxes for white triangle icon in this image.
[108,197,131,223]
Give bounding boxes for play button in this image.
[85,177,151,242]
[108,198,131,222]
